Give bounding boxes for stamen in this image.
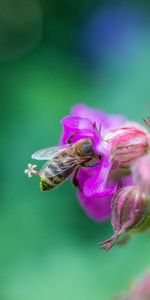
[24,164,41,178]
[98,235,118,251]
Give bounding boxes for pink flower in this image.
[116,271,150,300]
[105,122,150,169]
[99,186,150,251]
[133,154,150,197]
[61,104,127,221]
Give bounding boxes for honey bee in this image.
[28,138,101,191]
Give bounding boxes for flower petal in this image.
[83,156,113,197]
[61,116,94,144]
[77,189,112,221]
[72,103,126,134]
[61,115,93,130]
[59,104,130,222]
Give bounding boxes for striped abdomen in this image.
[40,154,75,191]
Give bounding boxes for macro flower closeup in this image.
[6,2,150,299]
[105,122,150,171]
[28,103,150,249]
[60,104,134,221]
[60,104,150,225]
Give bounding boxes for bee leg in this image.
[72,166,80,187]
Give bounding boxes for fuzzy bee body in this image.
[40,154,75,191]
[40,166,74,191]
[31,139,100,191]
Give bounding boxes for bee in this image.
[26,138,101,191]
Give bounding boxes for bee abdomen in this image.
[40,177,51,191]
[40,160,74,191]
[48,162,61,174]
[40,175,65,191]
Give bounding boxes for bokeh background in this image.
[1,1,150,299]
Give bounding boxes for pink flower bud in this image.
[116,271,150,300]
[99,186,150,251]
[105,123,150,170]
[133,154,150,197]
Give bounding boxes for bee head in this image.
[78,139,103,162]
[81,141,93,153]
[78,139,95,157]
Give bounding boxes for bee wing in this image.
[40,158,78,177]
[31,144,71,160]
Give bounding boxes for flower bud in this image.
[133,154,150,197]
[105,123,150,170]
[116,271,150,300]
[99,186,150,251]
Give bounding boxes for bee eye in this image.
[82,142,93,154]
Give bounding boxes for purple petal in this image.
[59,104,130,222]
[83,157,113,197]
[72,104,108,130]
[77,189,112,221]
[60,116,94,144]
[61,115,93,130]
[72,103,126,134]
[76,165,123,221]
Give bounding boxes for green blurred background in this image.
[1,1,150,299]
